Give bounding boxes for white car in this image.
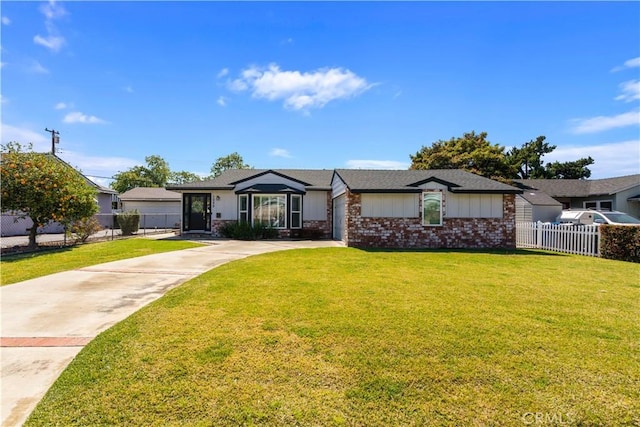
[557,210,640,226]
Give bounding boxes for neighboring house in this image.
[514,174,640,219]
[0,154,118,236]
[167,168,522,249]
[515,191,563,223]
[118,187,182,229]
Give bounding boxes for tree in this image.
[545,157,594,179]
[409,131,515,181]
[1,142,98,248]
[210,152,252,178]
[168,170,202,184]
[111,155,171,193]
[505,136,594,179]
[506,136,556,179]
[411,132,595,181]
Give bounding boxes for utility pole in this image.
[44,128,60,155]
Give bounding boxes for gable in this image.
[234,172,307,193]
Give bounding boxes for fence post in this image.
[536,221,542,249]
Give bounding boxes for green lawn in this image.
[0,238,203,285]
[27,248,640,426]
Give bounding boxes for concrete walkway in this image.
[0,238,343,427]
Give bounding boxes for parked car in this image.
[556,210,640,226]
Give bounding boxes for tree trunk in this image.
[27,222,39,249]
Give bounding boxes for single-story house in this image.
[167,168,523,249]
[514,174,640,219]
[118,187,182,229]
[1,154,118,236]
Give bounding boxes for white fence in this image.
[516,221,600,257]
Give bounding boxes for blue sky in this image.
[1,1,639,186]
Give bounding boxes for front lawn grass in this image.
[0,238,203,285]
[27,248,640,426]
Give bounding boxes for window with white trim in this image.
[584,200,612,211]
[239,195,248,223]
[253,195,286,228]
[290,194,302,229]
[423,192,443,226]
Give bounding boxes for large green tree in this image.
[505,136,556,179]
[1,142,98,248]
[409,131,515,181]
[505,136,594,179]
[411,132,594,181]
[168,171,202,184]
[111,155,172,193]
[210,152,252,178]
[545,157,594,179]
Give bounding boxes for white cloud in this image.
[614,80,640,103]
[270,148,291,158]
[217,68,229,78]
[346,160,409,169]
[544,140,640,179]
[29,60,49,74]
[570,110,640,134]
[217,96,227,107]
[39,1,67,21]
[0,123,50,151]
[228,63,374,111]
[58,151,138,176]
[63,111,107,124]
[124,85,134,93]
[34,1,67,53]
[611,57,640,72]
[33,34,65,52]
[1,95,8,104]
[1,16,11,25]
[54,102,67,110]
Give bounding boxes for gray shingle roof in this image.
[119,187,181,201]
[166,169,334,191]
[514,174,640,197]
[518,191,562,206]
[334,169,522,193]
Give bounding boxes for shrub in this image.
[600,225,640,263]
[66,216,103,243]
[117,210,140,236]
[219,221,278,240]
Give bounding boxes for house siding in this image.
[345,191,516,249]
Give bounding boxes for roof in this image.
[334,169,522,194]
[119,187,181,201]
[514,174,640,198]
[517,191,562,206]
[166,169,334,191]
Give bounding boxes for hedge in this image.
[600,225,640,263]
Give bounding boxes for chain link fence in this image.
[1,213,181,251]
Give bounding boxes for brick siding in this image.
[345,191,516,249]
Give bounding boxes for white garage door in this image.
[332,194,346,241]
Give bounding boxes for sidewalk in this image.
[0,238,343,426]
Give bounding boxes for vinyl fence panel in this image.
[516,222,600,257]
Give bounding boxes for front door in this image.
[183,193,211,232]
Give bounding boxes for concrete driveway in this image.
[0,237,343,426]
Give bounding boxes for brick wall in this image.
[345,192,516,249]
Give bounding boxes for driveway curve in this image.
[1,238,343,427]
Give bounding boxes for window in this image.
[239,195,248,223]
[584,200,612,211]
[290,194,302,228]
[253,195,286,228]
[423,192,442,226]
